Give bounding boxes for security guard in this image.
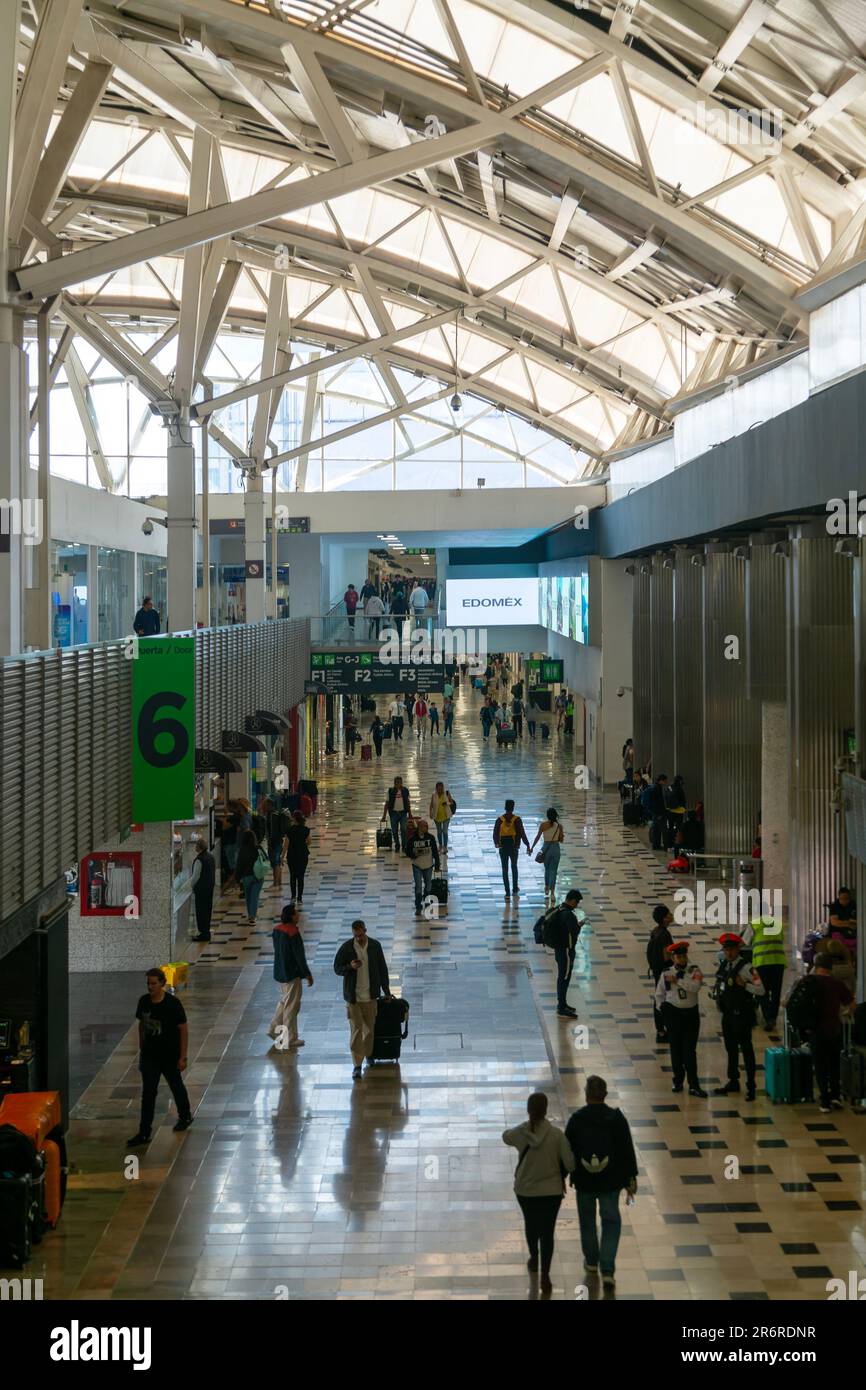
[746,914,786,1029]
[712,933,765,1101]
[654,941,707,1097]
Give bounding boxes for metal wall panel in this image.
[632,568,652,770]
[703,552,762,851]
[747,545,787,702]
[649,558,674,777]
[788,536,855,938]
[673,551,704,802]
[0,618,310,923]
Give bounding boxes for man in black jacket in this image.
[565,1074,638,1289]
[334,920,393,1079]
[646,904,674,1042]
[546,889,583,1019]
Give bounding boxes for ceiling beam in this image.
[65,344,114,491]
[295,351,320,492]
[698,1,776,94]
[174,128,213,405]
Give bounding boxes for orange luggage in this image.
[41,1139,62,1227]
[0,1091,65,1227]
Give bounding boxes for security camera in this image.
[148,400,180,419]
[616,686,625,698]
[142,519,154,537]
[450,393,462,412]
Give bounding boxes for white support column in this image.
[166,412,197,633]
[196,421,210,627]
[270,468,278,621]
[0,340,27,656]
[87,545,98,643]
[244,473,267,623]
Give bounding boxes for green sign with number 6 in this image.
[132,636,195,822]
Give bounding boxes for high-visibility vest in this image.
[750,918,786,968]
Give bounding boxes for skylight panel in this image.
[497,263,567,331]
[440,217,535,290]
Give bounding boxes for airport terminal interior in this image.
[2,0,866,1309]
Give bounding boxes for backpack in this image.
[571,1112,614,1184]
[785,974,820,1034]
[533,905,559,946]
[543,907,564,948]
[252,847,268,882]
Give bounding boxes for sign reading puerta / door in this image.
[132,636,195,822]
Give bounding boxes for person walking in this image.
[428,700,440,736]
[480,699,494,742]
[132,595,160,637]
[529,807,565,901]
[545,888,583,1018]
[808,952,854,1112]
[383,776,410,853]
[711,933,764,1101]
[555,690,567,731]
[190,837,216,942]
[502,1092,575,1297]
[526,693,541,739]
[258,796,285,891]
[745,913,786,1030]
[409,581,429,632]
[405,691,414,733]
[126,967,193,1145]
[511,693,524,739]
[267,902,313,1049]
[224,828,267,926]
[443,675,454,700]
[493,799,530,899]
[622,738,635,785]
[655,941,707,1097]
[407,817,440,916]
[413,694,428,739]
[333,919,393,1079]
[442,695,455,739]
[429,781,456,854]
[646,905,674,1043]
[284,810,310,906]
[344,710,359,757]
[365,589,384,639]
[565,1075,638,1289]
[343,583,359,633]
[389,695,405,742]
[370,714,385,759]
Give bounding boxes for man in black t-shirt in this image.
[127,967,193,1145]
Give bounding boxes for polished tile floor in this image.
[38,682,866,1298]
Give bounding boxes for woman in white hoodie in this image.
[503,1092,575,1295]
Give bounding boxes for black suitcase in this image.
[370,997,410,1062]
[298,779,318,797]
[841,1049,866,1103]
[540,724,550,741]
[0,1160,44,1268]
[497,729,517,745]
[376,823,393,849]
[623,802,642,826]
[430,876,448,904]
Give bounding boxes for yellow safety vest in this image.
[750,918,786,969]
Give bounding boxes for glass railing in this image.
[310,610,441,646]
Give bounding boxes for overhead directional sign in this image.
[310,650,450,694]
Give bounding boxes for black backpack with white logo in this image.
[571,1112,614,1188]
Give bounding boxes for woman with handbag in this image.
[223,828,267,927]
[503,1092,575,1297]
[428,782,456,854]
[529,808,565,902]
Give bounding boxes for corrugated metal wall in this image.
[0,619,310,923]
[747,544,787,702]
[632,567,652,770]
[788,536,855,935]
[673,551,704,802]
[650,558,675,777]
[703,552,762,851]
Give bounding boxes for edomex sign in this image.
[132,636,195,822]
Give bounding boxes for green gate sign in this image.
[132,636,195,822]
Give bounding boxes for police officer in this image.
[655,941,707,1097]
[745,914,786,1029]
[712,933,765,1102]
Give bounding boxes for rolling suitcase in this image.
[622,801,642,826]
[0,1174,37,1267]
[376,822,393,849]
[497,728,517,745]
[370,997,410,1063]
[540,724,550,741]
[360,743,372,762]
[840,1019,866,1103]
[0,1091,66,1227]
[766,1021,813,1103]
[429,876,448,915]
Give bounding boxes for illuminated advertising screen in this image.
[538,570,589,644]
[445,578,540,626]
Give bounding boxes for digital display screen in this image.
[538,570,589,644]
